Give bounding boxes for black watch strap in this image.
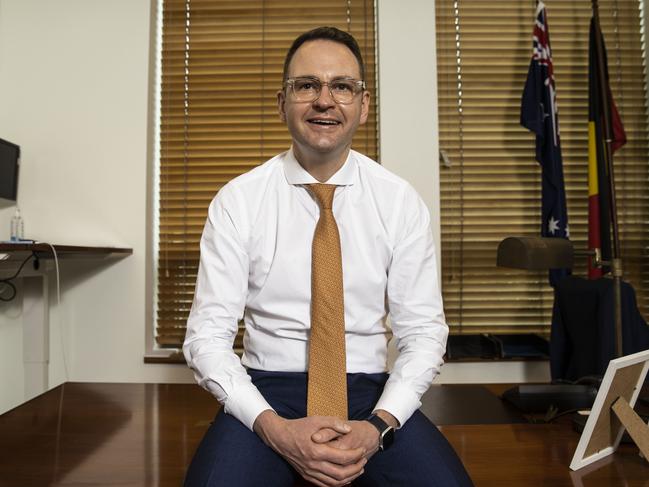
[366,414,390,432]
[366,414,395,451]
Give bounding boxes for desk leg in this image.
[22,275,49,399]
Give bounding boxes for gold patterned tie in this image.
[306,184,348,420]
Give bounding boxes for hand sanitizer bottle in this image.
[10,207,24,241]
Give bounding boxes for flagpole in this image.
[591,0,623,358]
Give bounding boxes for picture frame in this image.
[570,349,649,471]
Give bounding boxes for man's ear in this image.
[277,90,287,122]
[359,90,371,126]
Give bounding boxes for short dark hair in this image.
[282,26,365,81]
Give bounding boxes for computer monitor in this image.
[0,138,20,202]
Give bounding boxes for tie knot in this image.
[308,184,336,210]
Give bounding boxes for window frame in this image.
[145,0,380,360]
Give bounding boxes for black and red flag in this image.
[521,1,570,287]
[587,17,626,279]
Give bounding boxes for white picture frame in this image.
[570,348,649,471]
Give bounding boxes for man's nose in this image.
[313,84,336,109]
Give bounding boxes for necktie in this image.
[306,183,348,419]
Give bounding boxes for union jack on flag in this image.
[520,1,570,287]
[531,3,559,147]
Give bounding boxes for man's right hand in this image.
[253,410,367,487]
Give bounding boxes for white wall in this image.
[0,0,549,415]
[0,0,191,415]
[377,0,441,268]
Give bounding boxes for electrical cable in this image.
[0,252,35,302]
[36,241,69,382]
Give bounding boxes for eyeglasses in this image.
[284,77,366,105]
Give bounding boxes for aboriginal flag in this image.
[521,1,570,287]
[587,18,626,279]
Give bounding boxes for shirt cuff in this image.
[220,382,275,431]
[373,381,422,428]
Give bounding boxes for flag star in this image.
[540,102,549,119]
[565,224,570,238]
[548,216,560,235]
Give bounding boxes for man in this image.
[183,26,473,487]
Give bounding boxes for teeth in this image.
[311,120,338,125]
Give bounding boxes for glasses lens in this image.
[291,78,321,101]
[329,80,357,104]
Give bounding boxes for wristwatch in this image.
[366,414,395,451]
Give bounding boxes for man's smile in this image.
[307,117,342,127]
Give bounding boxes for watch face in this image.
[380,427,395,450]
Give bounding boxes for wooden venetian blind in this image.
[156,0,378,349]
[436,0,649,333]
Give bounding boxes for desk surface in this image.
[0,243,132,259]
[0,382,646,487]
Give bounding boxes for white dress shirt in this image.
[183,149,448,431]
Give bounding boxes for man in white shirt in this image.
[183,26,473,487]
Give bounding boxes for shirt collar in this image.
[283,147,357,186]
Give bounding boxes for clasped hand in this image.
[254,411,380,487]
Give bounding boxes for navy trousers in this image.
[185,370,474,487]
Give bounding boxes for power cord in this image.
[35,241,69,382]
[0,252,35,301]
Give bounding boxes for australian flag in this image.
[520,1,570,288]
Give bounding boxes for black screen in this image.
[0,138,20,201]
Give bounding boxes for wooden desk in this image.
[0,244,131,400]
[0,382,646,486]
[0,243,132,259]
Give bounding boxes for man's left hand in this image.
[311,410,398,459]
[312,420,380,460]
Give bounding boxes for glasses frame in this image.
[284,76,366,105]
